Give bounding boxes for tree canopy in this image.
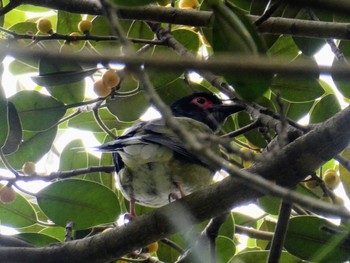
[1,0,350,262]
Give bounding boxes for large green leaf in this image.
[0,92,8,148]
[257,195,281,215]
[271,74,324,102]
[0,188,37,228]
[284,100,314,121]
[208,1,272,101]
[4,127,57,169]
[267,35,300,60]
[156,78,193,104]
[309,94,341,123]
[172,28,200,53]
[39,226,66,242]
[9,90,66,131]
[2,102,22,154]
[9,59,38,75]
[57,11,82,35]
[285,216,350,262]
[332,41,350,99]
[59,139,87,171]
[217,236,236,263]
[89,16,120,54]
[46,80,85,105]
[106,91,150,122]
[37,179,120,230]
[68,108,133,132]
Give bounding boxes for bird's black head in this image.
[170,92,245,131]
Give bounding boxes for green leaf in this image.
[39,226,66,242]
[217,236,236,263]
[284,100,314,121]
[156,78,193,104]
[229,250,304,263]
[4,127,57,169]
[68,108,133,132]
[9,90,66,131]
[309,94,341,123]
[332,42,350,98]
[257,195,281,215]
[0,188,37,228]
[14,233,60,247]
[2,102,23,154]
[89,16,121,54]
[3,9,26,29]
[59,139,87,171]
[267,35,300,60]
[57,11,82,35]
[46,80,86,104]
[111,0,157,6]
[9,59,38,75]
[219,213,235,238]
[271,56,324,103]
[285,216,350,262]
[106,91,150,122]
[172,28,200,52]
[37,179,120,230]
[8,21,37,34]
[0,95,8,148]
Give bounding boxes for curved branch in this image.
[1,105,350,262]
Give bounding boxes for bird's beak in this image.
[213,102,245,119]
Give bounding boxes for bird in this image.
[97,92,245,216]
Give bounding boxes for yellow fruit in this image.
[179,0,199,9]
[22,162,36,176]
[36,18,53,34]
[323,169,340,189]
[69,32,81,45]
[102,69,120,88]
[145,241,159,254]
[0,186,16,203]
[93,79,112,97]
[78,20,93,34]
[304,180,318,189]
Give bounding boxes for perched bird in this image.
[98,92,244,216]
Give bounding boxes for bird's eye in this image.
[195,97,207,104]
[191,97,213,109]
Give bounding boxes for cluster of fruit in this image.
[0,162,36,203]
[93,69,121,97]
[36,18,93,38]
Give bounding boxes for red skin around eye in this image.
[191,97,214,109]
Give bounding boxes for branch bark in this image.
[2,103,350,262]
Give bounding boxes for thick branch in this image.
[4,0,350,41]
[6,47,350,77]
[2,107,350,262]
[251,15,350,40]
